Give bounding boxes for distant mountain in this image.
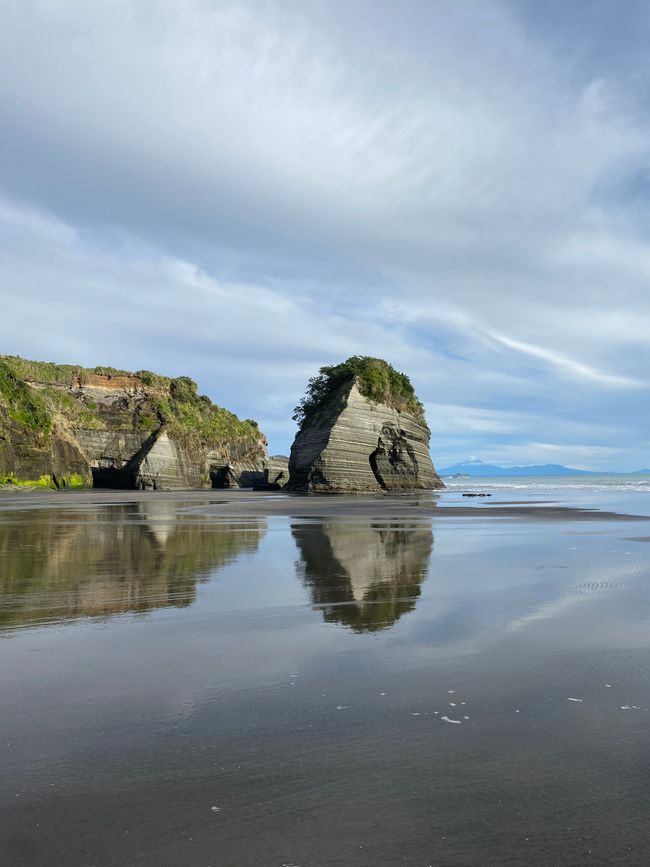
[438,459,592,477]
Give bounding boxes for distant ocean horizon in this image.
[440,472,650,493]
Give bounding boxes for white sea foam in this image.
[441,473,650,493]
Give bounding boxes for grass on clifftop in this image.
[152,376,260,447]
[0,360,52,435]
[293,356,424,427]
[0,356,139,387]
[0,357,261,447]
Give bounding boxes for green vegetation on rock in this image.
[0,360,52,435]
[0,355,264,491]
[0,355,259,446]
[293,356,424,428]
[0,356,147,387]
[0,474,57,489]
[151,375,259,447]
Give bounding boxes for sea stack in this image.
[287,356,444,493]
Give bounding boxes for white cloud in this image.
[1,1,650,466]
[487,332,645,388]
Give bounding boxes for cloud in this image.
[1,1,650,466]
[487,333,645,388]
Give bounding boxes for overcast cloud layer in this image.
[1,0,650,468]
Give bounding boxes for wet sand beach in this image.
[1,486,648,521]
[2,487,650,865]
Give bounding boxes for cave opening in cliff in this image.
[210,466,238,488]
[91,466,136,489]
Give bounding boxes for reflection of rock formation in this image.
[293,521,432,632]
[0,505,265,629]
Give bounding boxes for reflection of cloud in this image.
[0,505,266,629]
[505,558,646,633]
[505,593,591,634]
[293,521,432,632]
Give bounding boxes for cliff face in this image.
[287,379,443,493]
[0,357,268,490]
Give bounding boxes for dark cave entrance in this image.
[91,466,136,489]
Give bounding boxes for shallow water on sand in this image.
[2,491,650,865]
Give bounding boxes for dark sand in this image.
[1,486,648,521]
[2,488,650,865]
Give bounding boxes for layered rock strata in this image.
[0,357,268,490]
[251,455,290,490]
[287,379,443,493]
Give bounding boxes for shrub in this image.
[0,355,261,449]
[0,360,52,434]
[293,356,424,427]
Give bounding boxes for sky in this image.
[1,0,650,469]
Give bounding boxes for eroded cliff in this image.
[287,357,443,493]
[0,356,268,490]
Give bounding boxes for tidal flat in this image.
[2,488,650,866]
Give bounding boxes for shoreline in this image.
[1,487,648,522]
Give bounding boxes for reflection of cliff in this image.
[0,503,265,628]
[293,521,433,632]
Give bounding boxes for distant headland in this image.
[439,458,650,477]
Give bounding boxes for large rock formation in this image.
[287,357,443,493]
[251,455,290,490]
[0,356,268,490]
